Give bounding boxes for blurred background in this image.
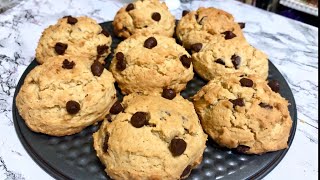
[238,0,318,27]
[0,0,318,27]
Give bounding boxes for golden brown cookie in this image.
[93,93,207,180]
[36,16,112,64]
[176,7,245,50]
[113,0,175,38]
[193,74,292,154]
[16,55,116,136]
[109,34,194,95]
[192,35,268,80]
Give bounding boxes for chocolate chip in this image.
[215,58,225,65]
[62,59,75,69]
[116,52,124,61]
[230,98,245,107]
[259,103,273,109]
[91,60,104,77]
[240,78,253,87]
[236,145,250,153]
[97,45,109,55]
[126,3,134,11]
[162,88,176,100]
[180,165,192,178]
[144,37,157,49]
[180,55,192,68]
[103,134,109,152]
[268,80,280,93]
[169,138,187,156]
[152,12,161,21]
[66,100,80,114]
[130,112,149,128]
[109,101,124,114]
[182,10,189,17]
[195,14,199,21]
[238,22,246,29]
[190,43,202,52]
[116,58,126,71]
[54,42,68,55]
[222,31,237,40]
[106,114,112,122]
[101,29,110,37]
[67,16,78,25]
[231,54,241,69]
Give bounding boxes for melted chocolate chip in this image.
[130,112,149,128]
[116,58,126,71]
[231,54,241,69]
[190,43,202,52]
[180,55,192,68]
[215,58,225,65]
[67,16,78,25]
[116,52,124,61]
[230,98,245,107]
[169,138,187,156]
[259,102,273,109]
[101,29,110,37]
[240,78,254,87]
[66,100,80,114]
[182,10,189,17]
[222,31,237,40]
[180,165,192,178]
[109,101,124,114]
[152,12,161,21]
[268,80,280,93]
[54,42,68,55]
[162,88,176,100]
[195,14,199,21]
[144,37,157,49]
[62,59,75,69]
[97,45,109,55]
[236,145,250,153]
[103,134,109,152]
[91,60,104,77]
[238,22,246,29]
[126,3,134,11]
[106,114,112,122]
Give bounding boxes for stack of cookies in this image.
[15,0,293,179]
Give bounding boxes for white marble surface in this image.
[0,0,318,179]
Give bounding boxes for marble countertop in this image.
[0,0,318,179]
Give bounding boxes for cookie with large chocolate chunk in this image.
[93,93,207,179]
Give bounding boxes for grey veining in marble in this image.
[0,0,318,179]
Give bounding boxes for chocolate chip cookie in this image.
[176,7,245,50]
[109,34,194,95]
[36,16,112,64]
[93,93,207,179]
[113,0,175,38]
[15,55,117,136]
[193,74,292,154]
[192,35,268,80]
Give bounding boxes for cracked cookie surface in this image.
[192,35,268,80]
[36,16,112,64]
[193,74,292,154]
[93,93,207,180]
[15,55,117,136]
[109,34,194,95]
[176,7,245,50]
[113,0,175,38]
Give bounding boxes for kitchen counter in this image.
[0,0,318,179]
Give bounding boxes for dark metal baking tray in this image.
[12,21,297,180]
